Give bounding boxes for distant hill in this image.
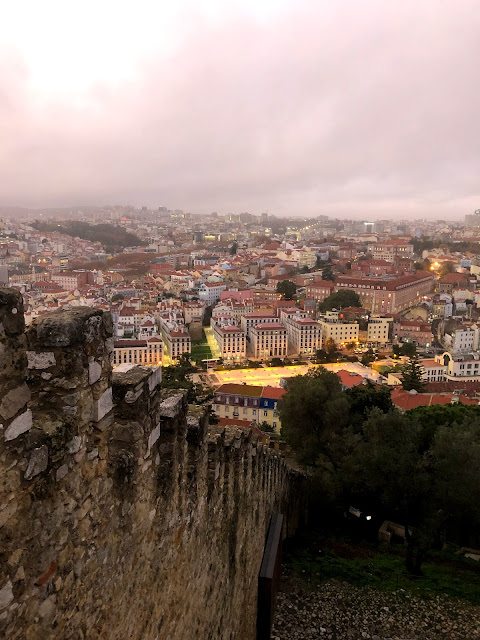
[31,220,146,252]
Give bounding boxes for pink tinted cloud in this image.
[1,0,479,217]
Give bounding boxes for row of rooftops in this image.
[215,384,286,400]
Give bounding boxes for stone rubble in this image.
[272,580,480,640]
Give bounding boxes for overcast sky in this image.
[1,0,479,218]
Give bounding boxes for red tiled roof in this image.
[261,386,286,400]
[425,381,480,395]
[391,387,479,410]
[216,383,263,397]
[439,272,468,283]
[336,369,365,388]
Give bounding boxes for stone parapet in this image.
[0,289,305,640]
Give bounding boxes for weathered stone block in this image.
[0,383,31,421]
[67,436,82,454]
[148,367,162,392]
[56,464,69,481]
[25,445,49,480]
[147,423,161,455]
[0,501,18,528]
[94,387,113,422]
[27,351,56,369]
[4,409,33,441]
[88,360,102,385]
[0,580,14,610]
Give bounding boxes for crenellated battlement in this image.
[0,288,305,640]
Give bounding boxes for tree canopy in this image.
[322,266,335,281]
[278,367,480,574]
[401,354,426,392]
[439,261,456,277]
[278,367,349,467]
[31,220,146,252]
[393,343,417,358]
[276,279,297,300]
[319,290,361,312]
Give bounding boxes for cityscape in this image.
[3,205,480,638]
[3,208,480,418]
[2,1,480,638]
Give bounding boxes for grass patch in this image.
[284,531,480,604]
[191,343,213,361]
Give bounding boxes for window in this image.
[264,411,268,417]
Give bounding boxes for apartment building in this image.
[112,337,163,367]
[212,322,246,361]
[159,317,191,361]
[183,301,206,324]
[444,326,480,352]
[420,359,447,382]
[51,271,88,290]
[213,384,285,432]
[305,280,335,303]
[197,282,227,305]
[367,316,392,344]
[240,312,277,337]
[436,351,480,381]
[318,311,359,346]
[396,320,433,347]
[370,239,414,262]
[334,272,434,314]
[250,323,288,358]
[279,309,321,355]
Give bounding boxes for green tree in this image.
[314,348,328,364]
[260,420,275,433]
[322,266,335,281]
[439,261,456,277]
[361,349,375,366]
[278,367,349,467]
[324,338,338,361]
[111,293,125,302]
[345,380,393,430]
[400,342,417,357]
[319,290,361,313]
[161,362,196,402]
[431,420,480,549]
[229,241,238,255]
[268,357,284,367]
[315,257,328,269]
[347,409,434,574]
[276,279,297,300]
[401,354,426,392]
[405,403,480,452]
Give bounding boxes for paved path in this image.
[203,327,221,359]
[206,362,385,388]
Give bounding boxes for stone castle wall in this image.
[0,289,305,640]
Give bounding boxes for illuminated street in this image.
[206,362,385,388]
[203,326,221,359]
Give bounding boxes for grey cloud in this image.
[1,0,480,218]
